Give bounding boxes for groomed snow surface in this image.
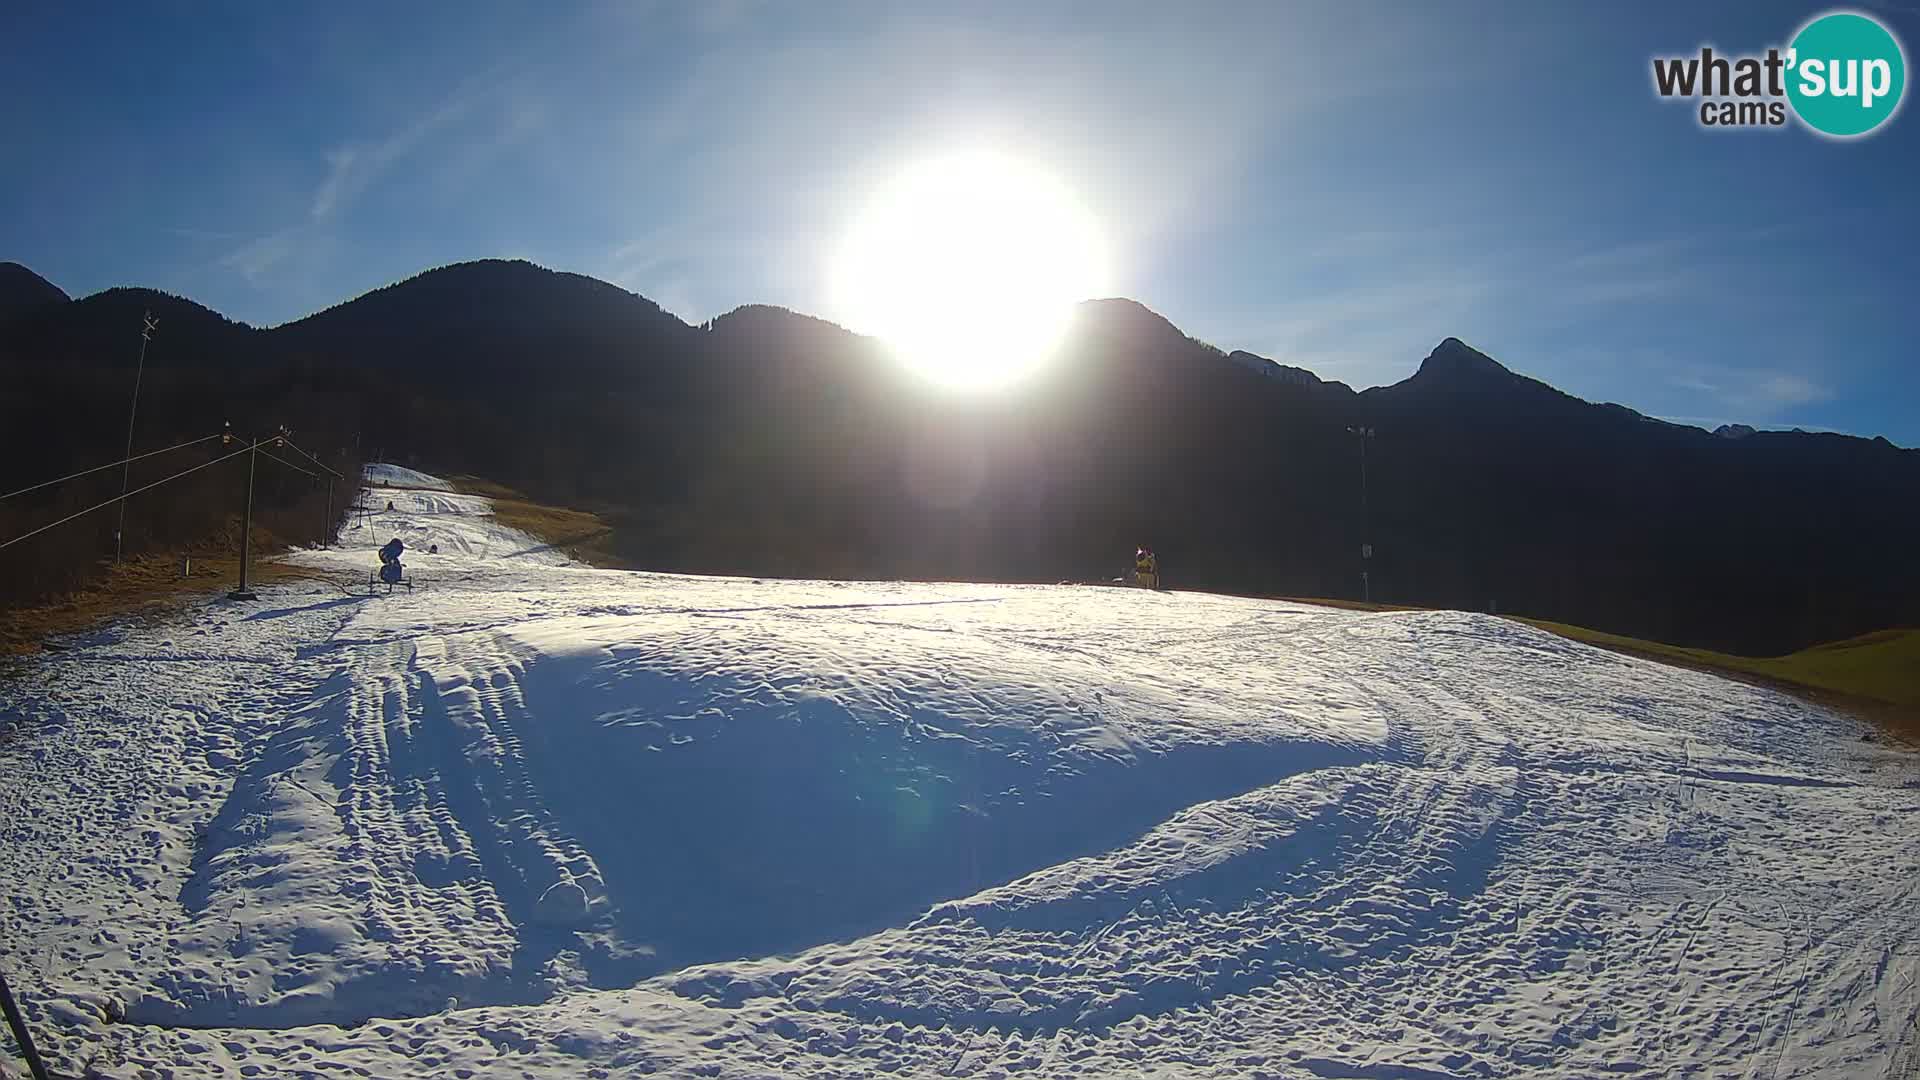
[358,463,453,492]
[2,467,1917,1079]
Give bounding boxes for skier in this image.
[1134,545,1159,590]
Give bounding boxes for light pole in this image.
[228,426,288,601]
[1346,425,1375,603]
[114,311,156,562]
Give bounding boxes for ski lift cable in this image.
[255,448,320,480]
[220,430,322,480]
[225,432,334,481]
[0,432,225,502]
[0,444,253,551]
[275,437,344,479]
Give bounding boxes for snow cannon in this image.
[372,537,413,593]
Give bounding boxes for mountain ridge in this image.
[0,260,71,324]
[3,255,1912,656]
[5,255,1897,447]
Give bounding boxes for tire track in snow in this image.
[19,525,1915,1077]
[775,613,1530,1037]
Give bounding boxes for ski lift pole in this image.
[114,311,157,563]
[226,427,288,602]
[230,437,260,600]
[322,477,334,549]
[0,969,52,1080]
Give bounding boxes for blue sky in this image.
[2,1,1915,443]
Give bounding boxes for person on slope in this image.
[1134,545,1159,590]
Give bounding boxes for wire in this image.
[228,432,340,481]
[256,448,319,479]
[0,444,251,551]
[0,432,224,502]
[277,438,345,479]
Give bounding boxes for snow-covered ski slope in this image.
[360,462,453,491]
[1,467,1916,1079]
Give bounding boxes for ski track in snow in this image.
[1,468,1917,1079]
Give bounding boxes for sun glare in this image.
[831,149,1109,391]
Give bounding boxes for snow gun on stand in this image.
[371,537,416,595]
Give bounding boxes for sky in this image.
[2,1,1916,444]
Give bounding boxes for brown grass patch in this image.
[0,536,346,659]
[441,474,528,501]
[444,479,629,569]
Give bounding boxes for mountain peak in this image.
[277,257,681,334]
[1076,297,1184,337]
[705,304,870,356]
[1415,337,1511,380]
[0,261,71,322]
[711,303,853,334]
[1074,298,1228,360]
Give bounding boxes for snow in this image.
[1,466,1916,1079]
[359,462,452,491]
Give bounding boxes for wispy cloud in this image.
[310,149,357,220]
[210,64,544,304]
[1670,365,1834,411]
[1754,372,1831,408]
[218,226,305,283]
[310,95,471,222]
[1561,236,1703,274]
[166,226,245,243]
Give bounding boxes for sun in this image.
[830,149,1110,391]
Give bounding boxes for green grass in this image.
[1519,620,1920,710]
[1264,592,1917,739]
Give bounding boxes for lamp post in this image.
[114,311,156,562]
[1346,425,1376,603]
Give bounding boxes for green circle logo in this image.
[1787,11,1907,137]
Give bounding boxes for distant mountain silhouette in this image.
[3,257,1913,655]
[0,261,69,323]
